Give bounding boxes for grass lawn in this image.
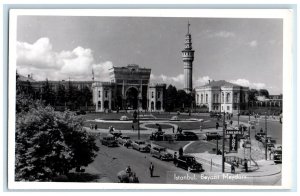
[82,112,212,121]
[172,119,217,130]
[151,141,190,151]
[184,140,229,154]
[83,121,146,131]
[145,124,173,129]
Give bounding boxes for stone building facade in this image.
[195,80,249,114]
[92,64,166,112]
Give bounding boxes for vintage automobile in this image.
[260,135,272,144]
[205,132,221,141]
[174,155,204,172]
[273,149,282,163]
[175,131,198,141]
[100,135,118,147]
[117,135,132,147]
[149,131,165,141]
[132,140,150,152]
[183,131,198,140]
[170,116,180,121]
[150,145,173,161]
[255,132,266,141]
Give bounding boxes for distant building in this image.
[92,64,166,112]
[195,80,249,114]
[251,95,282,107]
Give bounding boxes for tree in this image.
[248,89,259,102]
[41,79,55,106]
[15,104,99,181]
[165,85,178,111]
[259,89,269,98]
[56,83,67,106]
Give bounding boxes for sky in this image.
[16,16,283,94]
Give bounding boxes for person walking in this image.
[244,159,248,172]
[149,162,154,177]
[231,163,235,174]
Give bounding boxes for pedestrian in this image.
[260,128,263,133]
[230,120,233,126]
[231,163,235,174]
[173,152,177,163]
[95,124,98,130]
[216,122,219,130]
[132,124,134,132]
[149,162,154,177]
[244,159,248,172]
[172,126,175,133]
[179,147,183,157]
[126,166,131,174]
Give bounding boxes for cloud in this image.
[150,73,184,87]
[230,79,266,89]
[208,31,235,38]
[194,76,212,86]
[16,38,112,81]
[248,40,258,48]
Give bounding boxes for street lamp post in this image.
[222,110,225,173]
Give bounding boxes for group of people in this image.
[89,124,98,130]
[231,159,249,173]
[125,162,155,178]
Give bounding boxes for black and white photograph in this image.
[7,9,294,190]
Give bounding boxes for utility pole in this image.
[222,111,225,173]
[265,112,268,160]
[138,109,140,140]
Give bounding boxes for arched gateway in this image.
[92,64,166,112]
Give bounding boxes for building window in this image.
[206,94,208,103]
[98,101,101,108]
[152,91,154,98]
[227,106,230,110]
[226,93,230,103]
[216,94,219,103]
[98,91,101,98]
[222,92,224,103]
[158,91,160,99]
[197,94,199,104]
[233,93,237,103]
[201,94,203,103]
[105,91,108,98]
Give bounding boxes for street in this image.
[86,139,281,185]
[234,115,282,145]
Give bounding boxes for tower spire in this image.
[182,22,194,94]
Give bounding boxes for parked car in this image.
[100,135,118,147]
[150,146,173,161]
[149,131,165,141]
[205,132,221,141]
[174,155,204,172]
[266,143,275,151]
[273,149,282,163]
[183,131,198,140]
[117,135,132,147]
[174,133,186,141]
[132,140,150,152]
[76,110,86,115]
[170,116,180,121]
[111,131,122,138]
[120,116,129,121]
[261,135,272,144]
[255,132,266,141]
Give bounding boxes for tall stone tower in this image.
[182,22,194,94]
